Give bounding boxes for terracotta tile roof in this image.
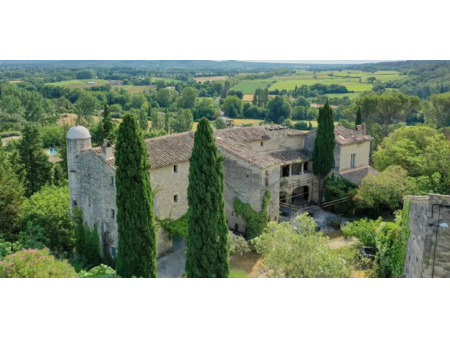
[340,166,378,185]
[145,132,194,169]
[269,149,312,164]
[91,125,312,171]
[334,125,373,145]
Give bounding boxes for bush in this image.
[324,174,357,216]
[0,131,21,138]
[229,231,250,256]
[74,208,101,268]
[158,213,188,239]
[0,248,77,278]
[214,117,227,129]
[78,264,119,278]
[342,218,381,248]
[21,185,75,254]
[0,236,23,260]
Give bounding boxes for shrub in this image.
[78,264,119,278]
[0,248,77,278]
[158,213,188,239]
[214,117,227,129]
[0,236,23,260]
[229,231,250,256]
[324,174,357,216]
[342,218,382,248]
[21,185,75,254]
[74,208,101,268]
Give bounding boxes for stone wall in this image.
[150,161,189,220]
[338,142,370,172]
[404,194,450,278]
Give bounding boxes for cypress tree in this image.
[115,114,156,278]
[355,106,362,126]
[312,101,335,204]
[18,124,53,197]
[185,117,229,278]
[101,103,115,143]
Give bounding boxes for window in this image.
[88,197,92,207]
[174,194,178,203]
[304,162,309,172]
[281,165,290,177]
[260,142,264,147]
[292,163,301,175]
[111,246,117,258]
[111,209,115,219]
[265,177,269,187]
[110,176,114,187]
[173,165,178,173]
[72,200,77,207]
[234,223,239,231]
[350,154,356,168]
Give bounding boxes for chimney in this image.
[355,124,366,140]
[101,139,113,161]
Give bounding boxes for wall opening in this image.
[281,165,290,177]
[292,163,301,175]
[291,186,309,206]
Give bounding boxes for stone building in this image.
[404,194,450,278]
[67,123,374,258]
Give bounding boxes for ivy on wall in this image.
[157,213,188,239]
[233,190,272,240]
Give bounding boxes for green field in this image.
[45,79,109,87]
[231,79,275,94]
[232,70,406,98]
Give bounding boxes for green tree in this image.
[428,92,450,128]
[178,87,198,109]
[0,142,25,241]
[193,98,220,120]
[185,118,229,278]
[138,109,148,131]
[222,96,242,118]
[355,165,410,217]
[172,108,193,133]
[214,117,227,129]
[254,214,350,278]
[266,96,292,124]
[21,185,75,254]
[100,103,115,143]
[355,106,362,126]
[157,88,174,108]
[115,114,156,278]
[312,101,335,203]
[18,124,53,197]
[150,110,165,130]
[75,92,98,126]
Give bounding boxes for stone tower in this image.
[66,126,91,214]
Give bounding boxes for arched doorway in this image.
[291,186,309,206]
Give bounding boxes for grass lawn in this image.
[45,79,109,88]
[229,270,248,278]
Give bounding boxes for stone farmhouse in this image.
[67,123,374,258]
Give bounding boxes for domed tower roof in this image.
[67,126,91,140]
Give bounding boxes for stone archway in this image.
[291,186,309,206]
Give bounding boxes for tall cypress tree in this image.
[185,118,229,278]
[115,114,156,278]
[101,103,115,143]
[355,106,362,126]
[18,124,53,197]
[312,101,335,204]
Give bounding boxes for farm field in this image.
[194,76,227,82]
[231,79,275,94]
[45,79,155,93]
[232,70,406,98]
